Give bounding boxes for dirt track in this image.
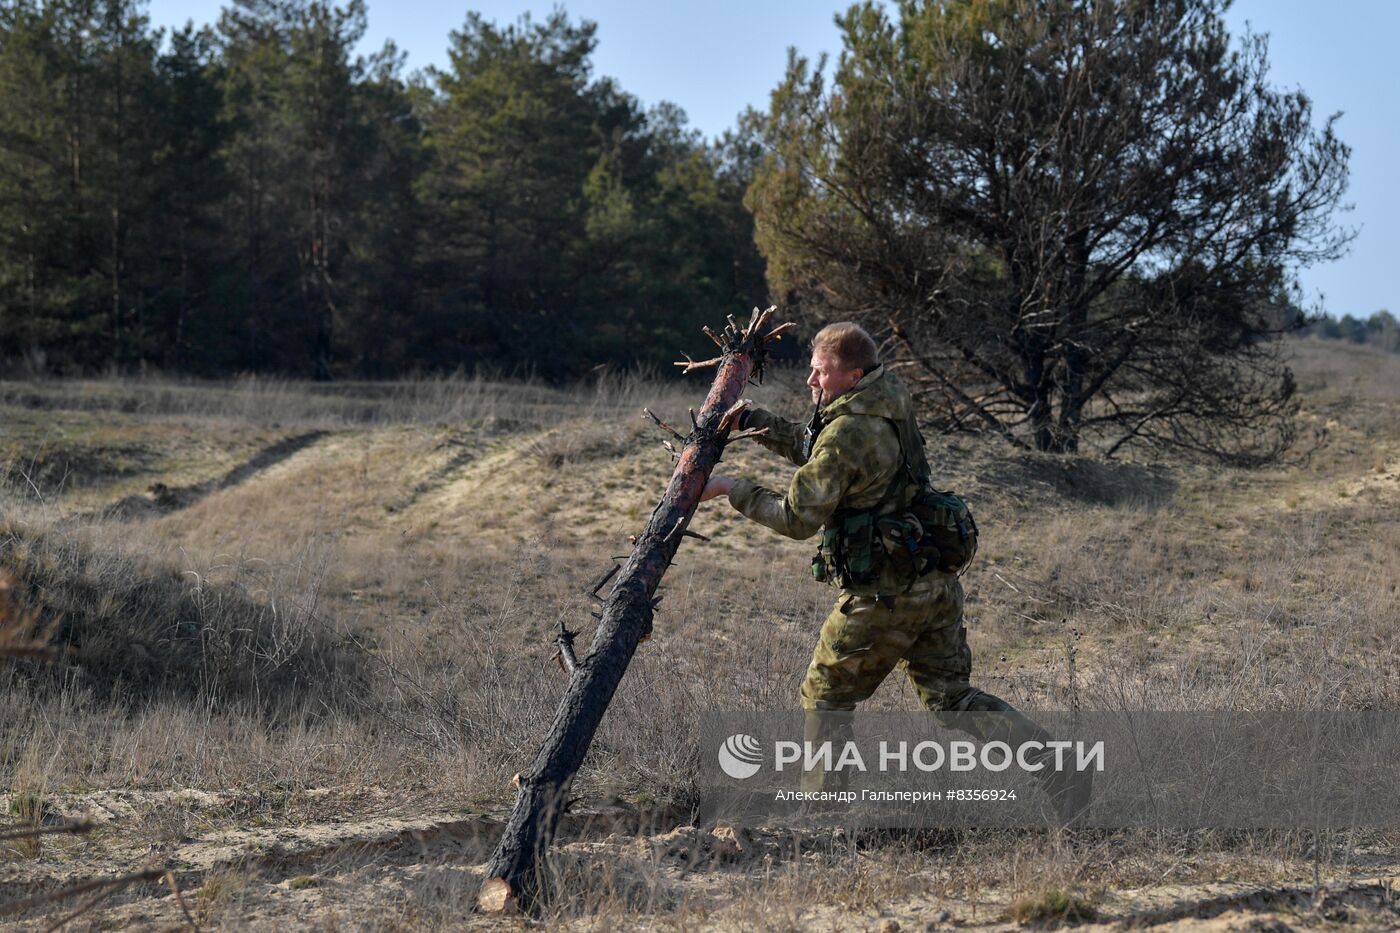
[4,786,1400,930]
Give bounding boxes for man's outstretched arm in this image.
[703,423,855,540]
[741,407,809,466]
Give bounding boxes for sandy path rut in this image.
[5,792,1400,930]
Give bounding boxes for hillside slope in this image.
[1,339,1398,930]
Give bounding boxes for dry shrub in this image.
[0,518,361,711]
[0,569,57,662]
[194,867,258,926]
[1008,887,1098,926]
[540,847,680,920]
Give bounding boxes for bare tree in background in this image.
[748,0,1351,463]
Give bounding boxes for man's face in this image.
[807,349,864,406]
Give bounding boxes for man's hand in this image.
[700,475,736,503]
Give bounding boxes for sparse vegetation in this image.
[1,338,1398,928]
[1009,888,1098,926]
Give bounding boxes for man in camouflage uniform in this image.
[702,323,1077,814]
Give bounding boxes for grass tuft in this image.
[1008,888,1098,926]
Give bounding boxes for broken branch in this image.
[664,516,689,545]
[674,352,721,373]
[748,305,776,339]
[718,398,752,433]
[745,305,763,333]
[0,868,166,918]
[763,321,796,341]
[164,870,199,932]
[553,620,579,675]
[587,564,620,600]
[0,820,93,842]
[642,408,686,442]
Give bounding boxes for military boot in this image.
[941,688,1093,828]
[800,707,857,801]
[941,687,1051,746]
[1042,760,1094,829]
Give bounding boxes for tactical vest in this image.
[811,409,978,589]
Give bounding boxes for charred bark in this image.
[475,308,786,915]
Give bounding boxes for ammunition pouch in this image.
[813,488,977,587]
[876,488,980,581]
[811,509,883,588]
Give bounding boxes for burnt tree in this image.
[475,307,789,915]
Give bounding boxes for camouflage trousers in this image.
[799,573,1048,793]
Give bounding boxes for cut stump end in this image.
[476,877,520,915]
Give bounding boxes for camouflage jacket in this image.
[728,365,932,593]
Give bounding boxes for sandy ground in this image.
[4,343,1400,929]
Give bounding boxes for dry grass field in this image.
[1,337,1398,930]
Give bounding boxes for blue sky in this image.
[144,0,1397,318]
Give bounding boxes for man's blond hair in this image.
[812,321,879,373]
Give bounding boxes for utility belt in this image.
[812,488,979,589]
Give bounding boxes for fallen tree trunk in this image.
[476,308,789,915]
